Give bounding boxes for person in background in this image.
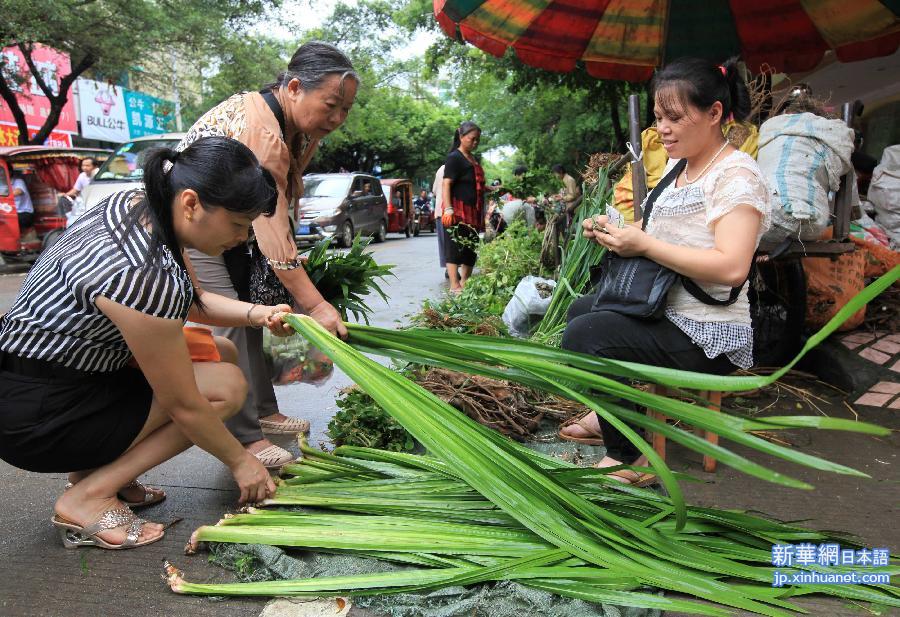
[552,164,582,219]
[66,157,98,198]
[414,189,430,211]
[179,41,358,469]
[559,57,769,486]
[432,164,447,276]
[11,171,34,230]
[442,121,486,293]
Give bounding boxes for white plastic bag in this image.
[501,275,556,338]
[868,144,900,248]
[758,112,854,241]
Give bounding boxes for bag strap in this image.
[638,158,743,306]
[640,158,686,231]
[259,89,286,139]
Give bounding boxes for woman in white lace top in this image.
[560,57,770,485]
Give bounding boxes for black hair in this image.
[551,164,565,174]
[513,165,528,177]
[450,121,481,153]
[124,136,276,296]
[266,41,359,94]
[81,156,97,167]
[652,57,751,123]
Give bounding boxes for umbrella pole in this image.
[628,94,648,219]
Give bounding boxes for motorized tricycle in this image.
[413,196,436,236]
[0,146,110,263]
[380,178,415,238]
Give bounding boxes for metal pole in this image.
[628,94,648,219]
[831,102,854,241]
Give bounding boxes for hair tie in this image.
[163,151,178,175]
[718,65,727,77]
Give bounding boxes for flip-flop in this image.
[558,412,604,446]
[608,469,659,487]
[259,416,310,435]
[52,506,163,550]
[253,444,295,469]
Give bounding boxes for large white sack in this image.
[757,112,854,241]
[867,144,900,248]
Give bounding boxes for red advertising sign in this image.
[0,45,77,133]
[0,122,73,148]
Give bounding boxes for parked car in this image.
[0,145,111,261]
[81,132,185,211]
[380,178,414,237]
[296,173,388,248]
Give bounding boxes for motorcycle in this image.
[412,201,436,236]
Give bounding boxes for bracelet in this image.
[267,257,304,271]
[246,303,262,329]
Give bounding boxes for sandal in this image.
[558,412,605,446]
[117,480,166,509]
[259,416,310,435]
[253,444,295,469]
[65,479,166,509]
[51,506,163,550]
[594,456,658,487]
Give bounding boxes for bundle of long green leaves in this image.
[532,166,614,345]
[302,235,394,323]
[167,269,900,615]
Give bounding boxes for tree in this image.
[0,0,277,144]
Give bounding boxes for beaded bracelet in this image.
[267,257,304,271]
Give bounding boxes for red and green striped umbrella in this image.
[434,0,900,81]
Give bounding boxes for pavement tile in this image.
[841,339,861,349]
[870,381,900,395]
[859,347,891,365]
[871,339,900,355]
[854,392,893,407]
[892,360,900,373]
[889,398,900,409]
[843,333,876,344]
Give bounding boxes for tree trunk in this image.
[607,87,626,153]
[8,44,94,145]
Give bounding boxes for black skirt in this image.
[0,353,153,473]
[442,223,479,267]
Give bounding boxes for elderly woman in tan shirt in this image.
[179,42,358,468]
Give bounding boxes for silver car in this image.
[81,133,185,211]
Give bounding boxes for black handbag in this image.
[591,159,742,319]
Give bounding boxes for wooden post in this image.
[832,102,854,241]
[629,94,648,219]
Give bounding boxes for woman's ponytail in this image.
[721,57,751,122]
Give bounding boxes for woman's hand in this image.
[441,208,455,227]
[581,215,608,241]
[230,451,277,504]
[260,304,294,337]
[308,300,348,339]
[591,223,651,257]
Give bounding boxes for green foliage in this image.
[457,219,544,316]
[0,0,277,143]
[411,295,507,337]
[302,235,395,324]
[327,387,415,452]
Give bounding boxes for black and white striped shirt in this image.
[0,190,193,372]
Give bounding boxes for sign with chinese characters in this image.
[76,78,129,142]
[0,45,77,134]
[123,90,176,138]
[0,122,73,148]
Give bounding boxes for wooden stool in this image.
[646,385,722,473]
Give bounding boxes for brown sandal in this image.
[558,412,605,445]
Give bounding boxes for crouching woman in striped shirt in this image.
[0,137,292,550]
